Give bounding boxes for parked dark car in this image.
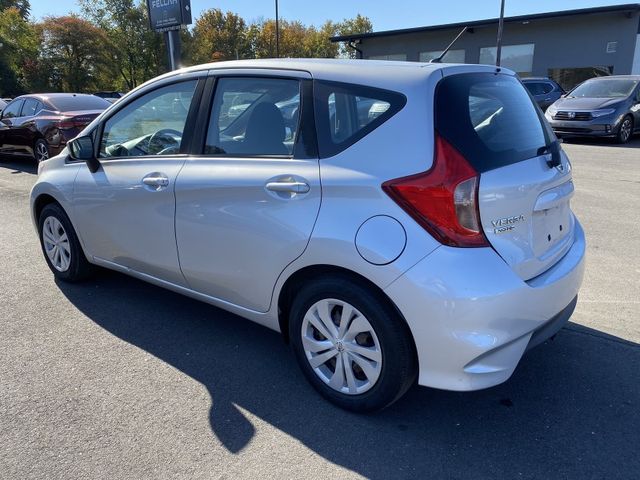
[0,93,110,162]
[545,75,640,143]
[521,77,565,111]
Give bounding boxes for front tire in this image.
[616,115,633,144]
[34,139,50,163]
[289,276,417,412]
[38,203,93,282]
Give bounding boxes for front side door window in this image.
[1,99,24,120]
[100,80,197,158]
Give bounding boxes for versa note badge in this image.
[491,214,525,234]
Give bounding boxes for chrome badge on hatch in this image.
[491,214,525,234]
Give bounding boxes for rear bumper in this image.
[385,219,585,391]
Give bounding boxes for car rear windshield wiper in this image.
[537,140,562,168]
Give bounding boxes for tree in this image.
[335,14,373,58]
[191,9,250,63]
[0,6,38,94]
[0,0,30,20]
[39,16,110,92]
[79,0,165,90]
[303,21,339,58]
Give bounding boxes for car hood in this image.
[552,97,625,110]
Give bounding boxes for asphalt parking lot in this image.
[1,138,639,479]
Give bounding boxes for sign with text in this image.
[147,0,192,32]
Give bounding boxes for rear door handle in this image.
[265,181,310,194]
[142,173,169,190]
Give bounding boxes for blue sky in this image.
[29,0,634,31]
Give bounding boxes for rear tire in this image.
[289,276,417,412]
[34,139,50,163]
[616,115,633,144]
[38,203,93,282]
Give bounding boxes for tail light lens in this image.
[56,118,91,129]
[382,134,488,247]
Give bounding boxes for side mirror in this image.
[69,135,100,173]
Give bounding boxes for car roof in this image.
[584,75,640,81]
[142,58,514,95]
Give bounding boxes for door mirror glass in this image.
[69,135,101,173]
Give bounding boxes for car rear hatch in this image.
[436,69,575,280]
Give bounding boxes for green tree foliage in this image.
[0,4,372,94]
[0,6,38,94]
[79,0,166,90]
[191,9,250,63]
[39,16,110,92]
[0,0,30,20]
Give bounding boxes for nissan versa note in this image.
[31,59,585,412]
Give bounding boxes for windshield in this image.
[569,79,638,98]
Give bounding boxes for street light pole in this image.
[496,0,506,67]
[275,0,280,58]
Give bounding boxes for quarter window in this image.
[205,77,301,156]
[22,98,42,117]
[314,80,406,158]
[99,80,197,158]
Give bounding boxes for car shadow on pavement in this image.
[57,269,640,479]
[0,157,37,175]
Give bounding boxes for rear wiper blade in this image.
[537,140,562,168]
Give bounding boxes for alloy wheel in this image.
[42,216,71,272]
[620,118,632,143]
[301,298,382,395]
[36,142,49,162]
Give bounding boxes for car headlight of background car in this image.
[590,108,616,118]
[545,105,558,118]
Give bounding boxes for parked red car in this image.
[0,93,110,162]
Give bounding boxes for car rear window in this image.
[314,80,406,158]
[48,95,110,112]
[435,72,552,173]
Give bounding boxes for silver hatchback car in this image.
[31,59,585,412]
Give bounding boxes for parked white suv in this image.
[31,59,585,411]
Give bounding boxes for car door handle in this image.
[265,181,310,194]
[142,173,169,190]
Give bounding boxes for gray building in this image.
[331,3,640,90]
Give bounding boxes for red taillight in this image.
[382,134,488,247]
[56,118,90,129]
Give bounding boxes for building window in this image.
[419,49,465,63]
[547,66,613,92]
[606,41,617,53]
[368,54,407,61]
[479,43,535,76]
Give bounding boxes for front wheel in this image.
[38,203,94,282]
[616,115,633,144]
[289,276,417,412]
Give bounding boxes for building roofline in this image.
[330,3,640,42]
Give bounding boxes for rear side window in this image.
[436,73,550,172]
[22,98,42,116]
[314,81,406,158]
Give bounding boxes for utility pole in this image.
[275,0,280,58]
[495,0,505,66]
